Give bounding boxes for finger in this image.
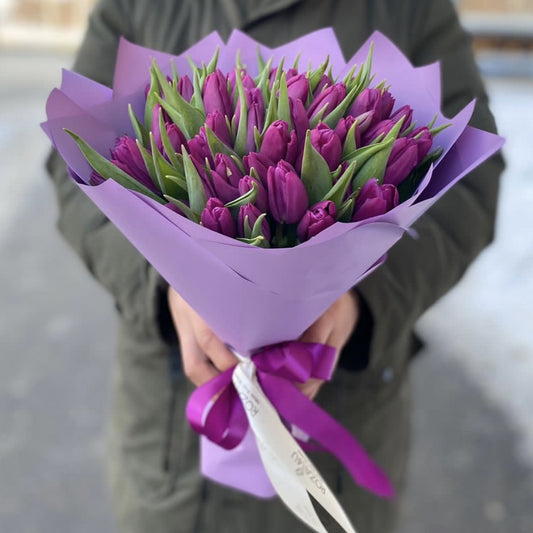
[191,316,238,372]
[298,316,332,345]
[179,326,219,386]
[297,377,324,400]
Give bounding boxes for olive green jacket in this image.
[46,0,503,391]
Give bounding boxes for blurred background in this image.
[1,1,532,532]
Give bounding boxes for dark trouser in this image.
[108,323,411,533]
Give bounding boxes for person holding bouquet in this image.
[46,0,503,532]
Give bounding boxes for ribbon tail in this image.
[186,368,248,449]
[260,375,395,499]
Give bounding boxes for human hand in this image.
[297,291,360,399]
[167,287,238,386]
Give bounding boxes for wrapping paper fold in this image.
[43,28,504,507]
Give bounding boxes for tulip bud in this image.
[312,74,333,96]
[238,203,271,241]
[187,128,214,167]
[209,170,240,204]
[203,69,233,117]
[410,126,433,162]
[297,200,337,241]
[267,161,309,224]
[201,197,236,237]
[286,74,310,103]
[238,175,268,213]
[383,137,418,186]
[214,154,243,187]
[152,104,187,156]
[352,178,398,222]
[110,135,156,191]
[307,82,347,120]
[363,119,396,144]
[260,120,298,164]
[228,68,257,98]
[334,116,356,144]
[178,75,194,102]
[269,66,298,88]
[310,123,342,171]
[349,88,395,127]
[390,105,413,134]
[290,97,310,150]
[243,152,274,184]
[205,111,232,147]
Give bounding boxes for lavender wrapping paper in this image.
[43,29,504,498]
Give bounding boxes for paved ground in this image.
[1,49,532,533]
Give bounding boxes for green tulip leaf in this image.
[237,235,270,248]
[233,67,248,156]
[155,93,204,140]
[156,108,181,169]
[181,148,207,215]
[277,73,292,128]
[128,104,149,147]
[164,195,200,222]
[321,161,357,208]
[204,125,239,160]
[301,130,333,205]
[225,181,258,209]
[337,197,355,222]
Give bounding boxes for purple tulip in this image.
[286,74,310,103]
[209,171,240,204]
[310,123,342,171]
[203,69,233,117]
[352,178,399,222]
[334,115,356,144]
[178,75,194,102]
[363,119,397,144]
[260,120,298,164]
[312,74,333,96]
[110,135,156,192]
[243,152,274,184]
[238,203,271,241]
[201,197,236,237]
[205,110,232,147]
[349,88,395,127]
[410,126,433,161]
[307,82,347,120]
[269,67,299,88]
[214,154,243,187]
[267,161,309,224]
[383,137,419,186]
[228,69,257,99]
[152,104,187,155]
[390,105,413,134]
[187,127,214,167]
[363,103,413,144]
[238,175,268,213]
[297,200,337,241]
[208,153,245,204]
[290,97,310,149]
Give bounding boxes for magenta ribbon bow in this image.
[186,341,394,499]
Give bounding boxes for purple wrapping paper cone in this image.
[42,29,504,498]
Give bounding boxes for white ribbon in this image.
[231,354,358,533]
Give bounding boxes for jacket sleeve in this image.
[46,0,172,342]
[342,0,504,371]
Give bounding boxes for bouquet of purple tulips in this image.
[66,41,442,249]
[43,28,503,532]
